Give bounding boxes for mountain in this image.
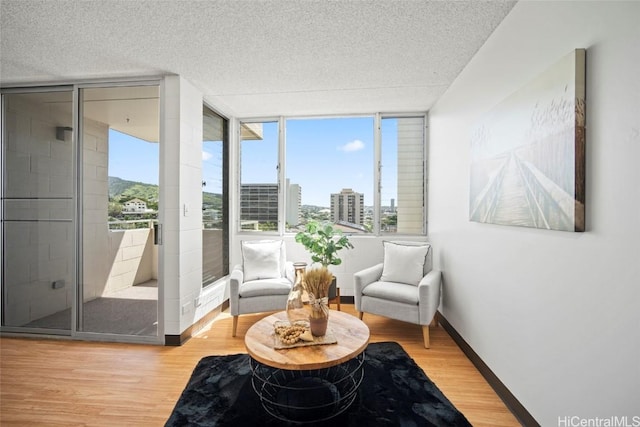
[109,177,159,202]
[108,176,221,209]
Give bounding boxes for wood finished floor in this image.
[0,305,520,426]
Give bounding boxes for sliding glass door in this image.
[78,84,160,338]
[2,83,161,342]
[1,89,75,332]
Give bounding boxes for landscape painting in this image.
[469,49,586,232]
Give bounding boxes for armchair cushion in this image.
[380,241,430,286]
[241,240,283,281]
[361,281,419,305]
[239,278,293,298]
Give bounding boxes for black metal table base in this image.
[250,352,365,424]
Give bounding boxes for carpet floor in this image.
[166,341,472,426]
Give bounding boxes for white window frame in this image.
[235,112,428,236]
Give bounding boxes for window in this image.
[238,114,426,235]
[202,106,229,287]
[285,117,373,233]
[239,120,279,232]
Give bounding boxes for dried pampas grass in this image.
[304,267,333,299]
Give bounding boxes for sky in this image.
[241,117,399,207]
[109,117,400,208]
[108,129,159,185]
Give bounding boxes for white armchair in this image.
[354,241,441,348]
[229,240,294,336]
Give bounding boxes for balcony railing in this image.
[108,219,157,230]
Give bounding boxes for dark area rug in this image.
[166,341,472,426]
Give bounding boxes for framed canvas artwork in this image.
[469,49,586,232]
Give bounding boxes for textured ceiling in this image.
[1,0,516,118]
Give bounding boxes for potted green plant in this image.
[295,220,354,298]
[294,220,354,268]
[294,220,353,334]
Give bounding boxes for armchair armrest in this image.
[229,264,244,316]
[354,263,383,310]
[417,269,442,325]
[283,261,295,284]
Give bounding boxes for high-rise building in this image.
[286,179,301,226]
[330,188,364,225]
[239,184,278,228]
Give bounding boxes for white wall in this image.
[428,2,640,425]
[162,76,205,336]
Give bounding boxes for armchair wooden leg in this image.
[430,314,439,328]
[328,288,341,311]
[358,312,364,320]
[232,316,238,337]
[422,325,430,349]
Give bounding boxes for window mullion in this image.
[278,116,286,235]
[373,113,382,235]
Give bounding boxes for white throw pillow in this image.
[242,240,283,281]
[380,241,430,286]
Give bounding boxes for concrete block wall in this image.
[81,117,110,302]
[2,93,74,325]
[162,76,205,336]
[104,228,155,296]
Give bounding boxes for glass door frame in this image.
[1,78,164,345]
[75,79,163,344]
[0,85,76,336]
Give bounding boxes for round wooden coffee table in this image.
[244,310,370,423]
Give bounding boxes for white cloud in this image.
[202,151,213,161]
[338,139,365,152]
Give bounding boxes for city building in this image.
[122,198,149,213]
[330,188,364,226]
[239,184,278,228]
[285,179,301,227]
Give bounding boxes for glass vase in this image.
[286,262,308,325]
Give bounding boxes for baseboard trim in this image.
[165,300,229,346]
[437,313,540,427]
[341,296,354,304]
[164,334,182,346]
